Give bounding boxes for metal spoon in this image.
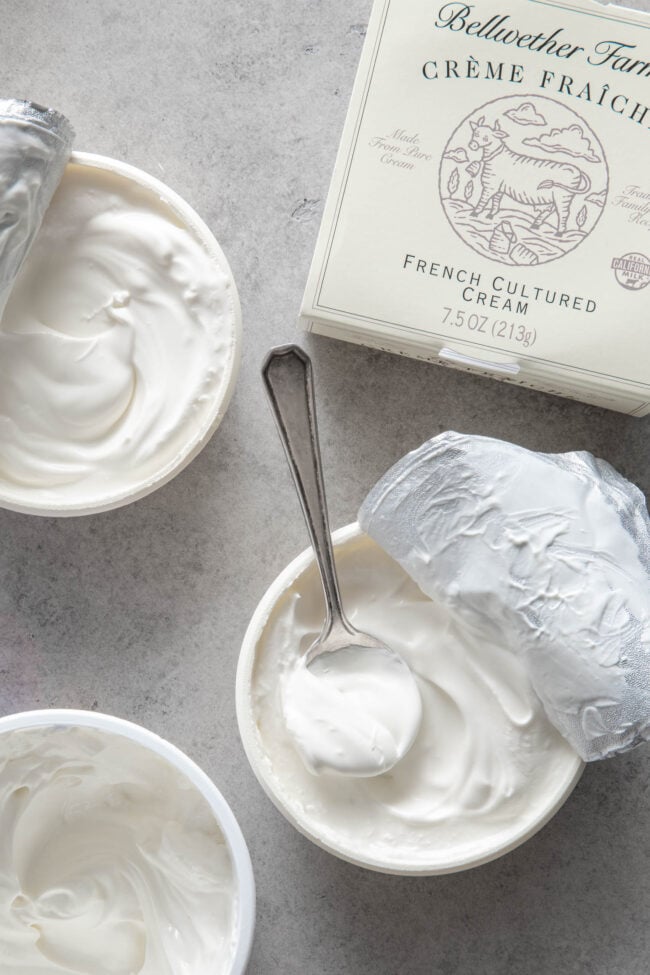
[262,344,422,777]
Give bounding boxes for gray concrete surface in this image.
[1,1,649,972]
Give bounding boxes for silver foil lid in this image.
[359,432,650,762]
[0,98,74,145]
[0,98,74,320]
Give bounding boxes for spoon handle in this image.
[262,345,352,640]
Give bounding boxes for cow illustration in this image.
[467,117,591,235]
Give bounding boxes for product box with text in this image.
[301,0,650,414]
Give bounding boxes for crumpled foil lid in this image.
[0,98,74,319]
[359,432,650,761]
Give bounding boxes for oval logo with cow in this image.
[439,95,608,267]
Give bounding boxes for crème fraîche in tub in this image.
[237,525,583,875]
[0,153,240,515]
[0,716,254,974]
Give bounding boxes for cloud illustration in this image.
[504,102,546,126]
[523,125,601,163]
[444,146,469,163]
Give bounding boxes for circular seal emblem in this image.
[611,252,650,291]
[439,94,609,267]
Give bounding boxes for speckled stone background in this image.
[1,1,649,972]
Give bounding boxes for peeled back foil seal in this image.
[359,432,650,762]
[0,99,74,319]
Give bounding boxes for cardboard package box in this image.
[301,0,650,414]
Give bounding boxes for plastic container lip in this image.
[237,522,585,877]
[0,150,242,518]
[0,708,255,974]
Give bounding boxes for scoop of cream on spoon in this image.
[262,345,422,777]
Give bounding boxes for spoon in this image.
[262,345,422,777]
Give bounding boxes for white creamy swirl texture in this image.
[0,726,236,974]
[281,645,422,777]
[250,534,578,869]
[0,162,237,509]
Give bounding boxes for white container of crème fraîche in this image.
[0,152,241,517]
[0,709,255,973]
[237,523,584,876]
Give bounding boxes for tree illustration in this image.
[576,205,587,230]
[464,179,474,203]
[447,168,459,198]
